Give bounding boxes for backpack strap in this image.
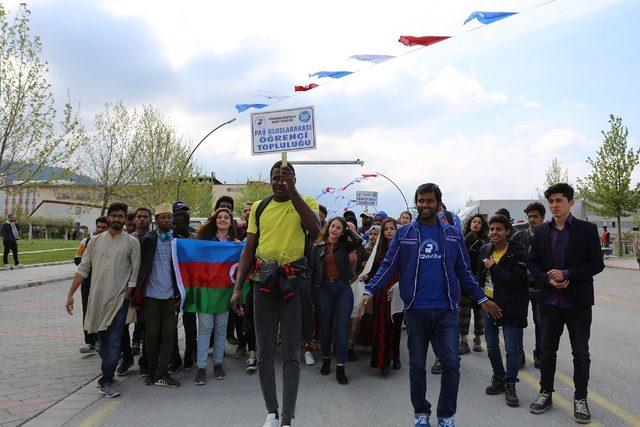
[253,194,312,258]
[253,195,274,253]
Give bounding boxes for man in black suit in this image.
[527,183,604,424]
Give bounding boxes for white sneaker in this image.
[262,413,280,427]
[15,264,23,268]
[2,264,9,268]
[304,351,315,366]
[79,344,96,354]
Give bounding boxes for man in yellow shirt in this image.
[231,161,319,427]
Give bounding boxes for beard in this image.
[109,221,124,230]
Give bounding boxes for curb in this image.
[0,275,75,293]
[0,260,73,271]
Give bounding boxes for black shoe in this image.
[138,365,149,378]
[519,351,526,369]
[485,374,505,395]
[336,365,348,385]
[167,362,181,375]
[380,365,390,376]
[116,360,132,376]
[144,375,155,386]
[472,337,483,352]
[530,391,553,414]
[459,341,470,355]
[505,382,519,407]
[194,368,207,385]
[154,374,180,388]
[574,399,591,424]
[213,363,226,380]
[227,336,239,346]
[392,358,401,370]
[320,358,331,375]
[533,351,541,369]
[430,358,442,375]
[347,347,356,362]
[246,358,257,373]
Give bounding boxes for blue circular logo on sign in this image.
[299,111,311,122]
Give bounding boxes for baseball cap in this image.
[172,200,189,213]
[360,211,373,218]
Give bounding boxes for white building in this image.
[29,200,102,230]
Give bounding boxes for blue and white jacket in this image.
[364,216,488,311]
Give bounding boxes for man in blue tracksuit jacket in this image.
[360,183,502,427]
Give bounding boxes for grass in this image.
[18,250,77,265]
[17,239,79,252]
[10,239,80,265]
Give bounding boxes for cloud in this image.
[423,66,508,110]
[522,100,542,109]
[562,100,587,109]
[532,129,596,157]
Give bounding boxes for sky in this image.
[6,0,640,217]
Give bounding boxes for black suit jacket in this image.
[527,217,604,307]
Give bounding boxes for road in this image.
[2,267,639,426]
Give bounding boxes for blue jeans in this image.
[97,300,128,386]
[197,312,229,367]
[529,292,543,353]
[315,279,354,364]
[405,308,459,418]
[483,312,523,382]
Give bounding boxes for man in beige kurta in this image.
[65,203,140,398]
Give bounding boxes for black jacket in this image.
[309,229,363,289]
[2,222,18,242]
[476,241,528,327]
[134,230,179,306]
[527,217,604,307]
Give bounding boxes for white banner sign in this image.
[356,191,378,206]
[251,106,316,155]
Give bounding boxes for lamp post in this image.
[375,171,409,212]
[176,118,236,200]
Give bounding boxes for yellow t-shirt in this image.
[484,244,508,298]
[247,195,319,265]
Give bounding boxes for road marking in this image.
[524,354,640,426]
[78,399,121,427]
[519,369,604,427]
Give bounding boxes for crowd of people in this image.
[63,161,606,427]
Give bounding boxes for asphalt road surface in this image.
[9,268,640,427]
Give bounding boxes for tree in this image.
[0,4,84,185]
[578,115,640,256]
[123,105,210,215]
[234,177,272,216]
[83,101,142,214]
[537,157,569,198]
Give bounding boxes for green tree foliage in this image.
[124,105,209,214]
[83,101,141,214]
[537,157,569,198]
[0,4,84,185]
[578,115,640,256]
[83,102,209,215]
[234,178,272,216]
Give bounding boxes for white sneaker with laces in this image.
[79,344,96,354]
[262,413,280,427]
[304,351,315,366]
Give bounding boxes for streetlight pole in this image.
[176,118,236,200]
[375,171,409,212]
